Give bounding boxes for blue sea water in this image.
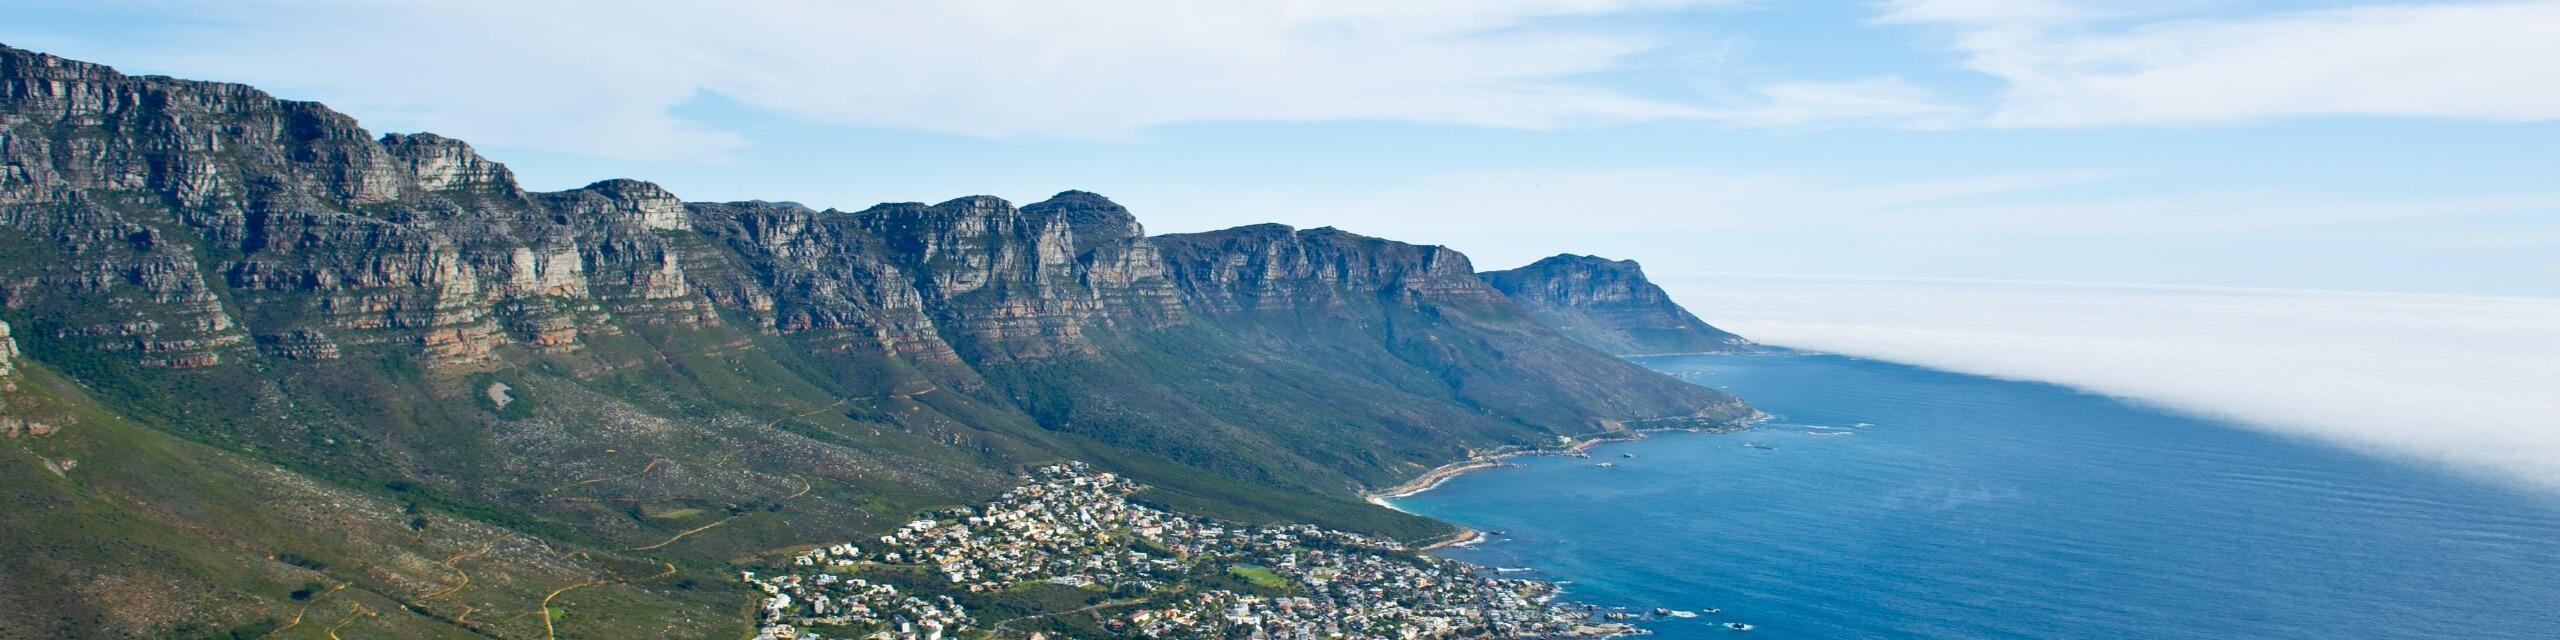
[1386,352,2560,639]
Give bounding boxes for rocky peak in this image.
[843,194,1182,360]
[1018,192,1171,289]
[1540,254,1635,272]
[854,197,1040,279]
[936,194,1011,212]
[1481,254,1746,355]
[544,179,686,230]
[1027,189,1117,207]
[1021,190,1145,254]
[2,43,406,207]
[378,132,521,197]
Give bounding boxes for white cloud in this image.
[30,0,1751,159]
[30,0,2544,158]
[1877,0,2090,26]
[1884,0,2560,126]
[1656,275,2560,493]
[1702,76,1968,128]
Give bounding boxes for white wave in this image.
[1659,275,2560,493]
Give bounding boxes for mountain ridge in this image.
[1483,253,1750,355]
[0,43,1749,638]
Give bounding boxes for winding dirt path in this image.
[548,457,665,495]
[323,603,376,640]
[527,560,681,639]
[714,397,849,468]
[534,396,852,634]
[538,580,610,640]
[626,515,741,551]
[416,542,496,602]
[257,583,348,639]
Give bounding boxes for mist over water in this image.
[1389,353,2560,639]
[1655,275,2560,492]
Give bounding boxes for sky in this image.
[7,2,2558,487]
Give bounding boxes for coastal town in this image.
[745,462,1643,639]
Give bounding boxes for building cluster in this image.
[1110,549,1627,638]
[744,567,970,640]
[748,461,1638,639]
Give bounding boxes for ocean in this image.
[1384,351,2560,639]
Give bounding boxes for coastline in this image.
[1368,432,1638,554]
[1372,421,1759,636]
[1366,409,1768,518]
[1416,528,1482,552]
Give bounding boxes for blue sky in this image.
[7,0,2557,295]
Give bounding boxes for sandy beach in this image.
[1367,420,1760,504]
[1365,408,1766,560]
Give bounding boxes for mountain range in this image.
[0,44,1751,639]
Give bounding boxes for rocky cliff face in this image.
[1482,254,1748,355]
[1155,224,1505,314]
[0,42,1743,377]
[379,132,522,196]
[0,46,723,371]
[688,190,1186,365]
[849,192,1185,361]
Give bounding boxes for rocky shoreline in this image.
[1372,419,1762,503]
[1367,411,1769,543]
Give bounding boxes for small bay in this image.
[1388,352,2560,639]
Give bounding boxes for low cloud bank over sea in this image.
[1660,275,2560,493]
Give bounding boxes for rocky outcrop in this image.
[1154,224,1504,314]
[0,45,727,368]
[852,193,1184,360]
[1016,191,1186,323]
[0,319,56,435]
[1481,254,1747,355]
[688,199,963,362]
[693,191,1186,363]
[0,319,18,384]
[379,133,521,197]
[544,179,688,231]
